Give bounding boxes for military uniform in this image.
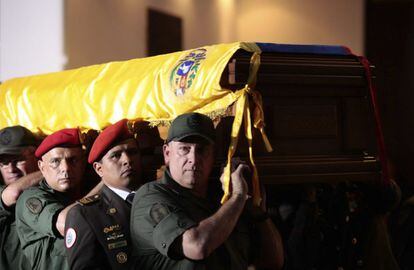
[0,184,30,269]
[65,185,133,269]
[285,182,400,270]
[130,169,253,270]
[15,179,71,270]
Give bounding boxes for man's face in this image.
[0,147,38,185]
[93,139,141,190]
[163,138,214,196]
[38,147,85,193]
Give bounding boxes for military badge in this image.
[108,240,127,250]
[107,208,117,215]
[170,48,207,96]
[103,224,121,234]
[0,130,12,145]
[150,203,170,224]
[65,228,77,248]
[26,197,43,214]
[116,252,128,264]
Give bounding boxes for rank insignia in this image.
[78,194,100,205]
[116,252,128,264]
[65,228,77,248]
[26,197,43,214]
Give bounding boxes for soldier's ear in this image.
[38,159,44,173]
[163,144,170,166]
[93,161,104,178]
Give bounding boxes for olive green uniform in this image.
[130,169,253,270]
[15,180,70,270]
[0,184,30,269]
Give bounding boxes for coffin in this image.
[211,44,382,186]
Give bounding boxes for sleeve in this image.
[131,185,197,257]
[65,205,105,270]
[0,185,10,213]
[16,189,65,238]
[0,185,12,232]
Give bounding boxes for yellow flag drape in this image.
[0,41,272,206]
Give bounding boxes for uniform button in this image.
[357,259,364,267]
[352,237,358,245]
[345,216,350,222]
[336,246,341,251]
[162,243,166,248]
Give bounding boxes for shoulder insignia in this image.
[65,228,77,248]
[150,203,170,224]
[26,197,43,214]
[78,194,100,206]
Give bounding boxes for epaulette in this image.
[78,194,101,206]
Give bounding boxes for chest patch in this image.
[116,252,128,264]
[25,197,43,214]
[150,203,170,224]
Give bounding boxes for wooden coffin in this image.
[215,45,381,186]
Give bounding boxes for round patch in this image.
[65,228,77,248]
[0,130,12,145]
[25,197,43,214]
[116,252,128,264]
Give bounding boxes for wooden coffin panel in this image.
[217,50,381,184]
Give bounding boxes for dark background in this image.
[366,0,414,195]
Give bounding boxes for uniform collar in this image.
[40,178,54,192]
[106,185,132,201]
[39,178,71,204]
[160,168,193,195]
[161,168,219,209]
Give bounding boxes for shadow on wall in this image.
[63,0,182,69]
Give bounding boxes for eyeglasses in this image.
[0,158,27,168]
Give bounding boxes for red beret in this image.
[35,128,81,158]
[88,119,134,164]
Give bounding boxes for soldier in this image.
[130,112,284,270]
[0,125,38,186]
[15,128,100,270]
[0,125,43,269]
[65,119,143,269]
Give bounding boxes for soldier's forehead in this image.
[43,147,83,158]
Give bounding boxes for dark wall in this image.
[366,0,414,192]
